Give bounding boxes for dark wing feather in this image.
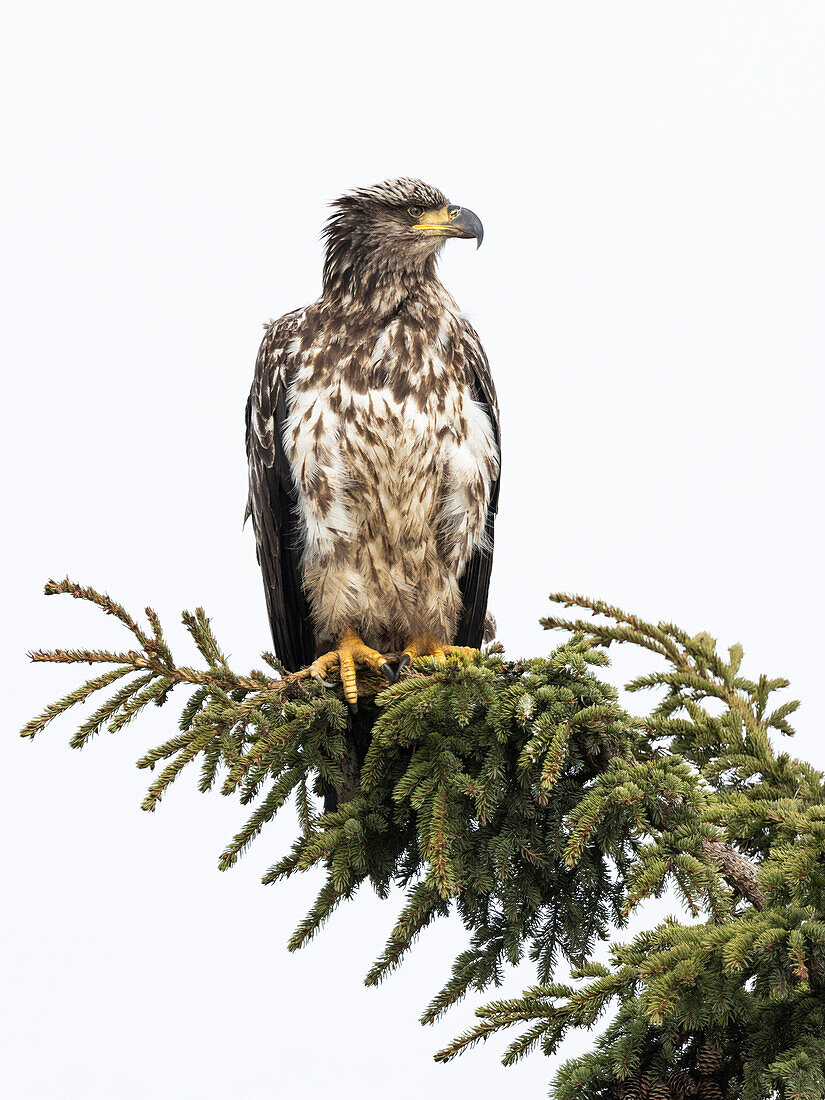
[454,320,501,648]
[245,311,316,671]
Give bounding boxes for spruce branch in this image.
[433,594,817,1097]
[544,593,787,911]
[22,580,824,1098]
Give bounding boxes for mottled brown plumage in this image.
[246,179,500,681]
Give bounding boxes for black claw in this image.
[379,661,396,684]
[397,653,411,675]
[350,700,358,714]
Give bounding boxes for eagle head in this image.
[322,177,483,293]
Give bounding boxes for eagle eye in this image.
[408,205,424,219]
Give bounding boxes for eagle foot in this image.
[399,635,478,672]
[309,629,394,707]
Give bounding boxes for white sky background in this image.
[2,2,824,1096]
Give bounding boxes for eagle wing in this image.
[454,319,501,648]
[245,311,316,671]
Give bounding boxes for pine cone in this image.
[619,1080,644,1100]
[697,1083,723,1100]
[666,1068,697,1098]
[695,1044,723,1075]
[648,1086,673,1100]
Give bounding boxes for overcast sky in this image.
[3,2,824,1097]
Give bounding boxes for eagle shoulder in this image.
[245,309,305,501]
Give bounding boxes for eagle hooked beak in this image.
[413,204,484,249]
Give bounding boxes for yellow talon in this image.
[443,645,477,660]
[309,629,392,706]
[401,635,477,667]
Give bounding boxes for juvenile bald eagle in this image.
[246,178,500,704]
